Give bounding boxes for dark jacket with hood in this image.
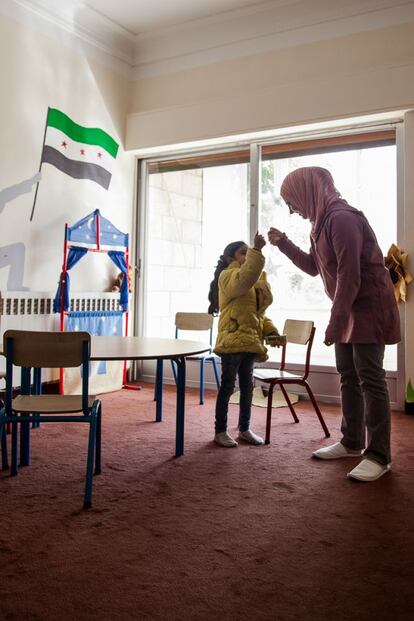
[276,205,401,344]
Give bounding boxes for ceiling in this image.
[7,0,414,79]
[84,0,273,35]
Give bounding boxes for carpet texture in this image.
[230,386,299,408]
[1,383,414,621]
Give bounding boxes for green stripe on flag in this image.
[47,108,119,158]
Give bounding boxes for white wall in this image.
[0,12,134,296]
[127,21,414,149]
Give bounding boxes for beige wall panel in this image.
[128,21,414,149]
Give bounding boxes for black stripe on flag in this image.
[42,145,111,189]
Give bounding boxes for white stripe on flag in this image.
[44,126,114,172]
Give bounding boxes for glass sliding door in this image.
[259,142,397,370]
[137,130,399,399]
[144,152,249,339]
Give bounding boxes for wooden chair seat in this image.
[185,350,216,360]
[12,394,97,414]
[254,368,303,382]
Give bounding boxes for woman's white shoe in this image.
[312,442,362,460]
[347,458,391,481]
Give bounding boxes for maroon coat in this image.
[276,205,401,344]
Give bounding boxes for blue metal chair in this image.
[154,312,220,405]
[0,330,101,509]
[172,312,220,405]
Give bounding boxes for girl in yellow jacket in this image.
[208,233,280,448]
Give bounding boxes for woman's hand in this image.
[268,227,284,245]
[253,232,266,250]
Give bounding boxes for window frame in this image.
[135,125,404,407]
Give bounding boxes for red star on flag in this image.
[80,149,85,155]
[61,141,67,148]
[97,152,102,158]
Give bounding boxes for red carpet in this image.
[1,383,414,621]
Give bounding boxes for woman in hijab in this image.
[268,166,400,482]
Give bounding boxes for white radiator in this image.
[0,291,122,389]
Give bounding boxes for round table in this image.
[90,336,211,456]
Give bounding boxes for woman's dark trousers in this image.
[335,343,391,465]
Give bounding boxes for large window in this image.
[144,159,249,338]
[140,131,398,374]
[259,144,397,370]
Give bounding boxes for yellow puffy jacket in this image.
[214,247,278,362]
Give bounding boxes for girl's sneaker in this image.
[238,429,264,445]
[214,431,238,447]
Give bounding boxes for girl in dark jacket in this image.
[268,166,400,482]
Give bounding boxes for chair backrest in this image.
[3,330,91,414]
[280,320,315,378]
[283,319,314,345]
[175,312,214,347]
[3,330,91,368]
[175,313,213,331]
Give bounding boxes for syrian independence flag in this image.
[41,108,119,190]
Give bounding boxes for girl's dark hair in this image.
[207,241,246,315]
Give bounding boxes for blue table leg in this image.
[171,359,178,385]
[175,356,186,457]
[20,366,31,467]
[199,358,205,405]
[11,420,18,476]
[1,418,9,471]
[34,367,42,394]
[32,368,42,428]
[155,359,163,422]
